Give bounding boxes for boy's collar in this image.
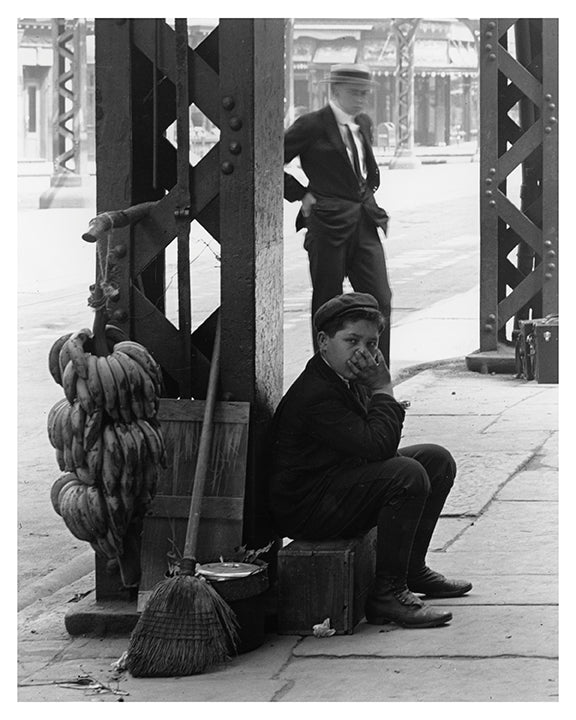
[319,352,350,387]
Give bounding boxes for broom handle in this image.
[182,314,221,562]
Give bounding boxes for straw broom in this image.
[126,316,239,677]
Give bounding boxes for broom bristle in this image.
[126,575,239,678]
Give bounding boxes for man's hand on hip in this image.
[301,192,317,218]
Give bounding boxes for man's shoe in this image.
[408,566,472,598]
[365,582,453,628]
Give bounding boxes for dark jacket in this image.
[284,104,389,241]
[268,353,405,535]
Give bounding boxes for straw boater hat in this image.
[320,63,377,87]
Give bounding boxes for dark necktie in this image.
[345,124,362,179]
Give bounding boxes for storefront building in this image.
[291,18,479,148]
[17,18,478,166]
[18,18,96,165]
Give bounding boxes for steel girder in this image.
[50,18,88,180]
[474,18,558,364]
[92,18,284,599]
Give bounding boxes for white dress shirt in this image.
[329,100,367,179]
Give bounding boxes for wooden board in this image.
[138,398,250,611]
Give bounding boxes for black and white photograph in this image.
[15,2,565,708]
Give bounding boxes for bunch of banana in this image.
[48,324,127,387]
[49,326,163,424]
[98,419,165,550]
[46,325,167,570]
[50,472,114,554]
[90,341,163,423]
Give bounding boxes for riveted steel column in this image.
[93,19,135,348]
[219,19,284,548]
[541,19,559,315]
[389,18,421,170]
[92,18,135,600]
[40,18,91,208]
[478,18,499,353]
[468,18,559,374]
[514,19,541,325]
[50,18,73,177]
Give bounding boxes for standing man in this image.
[284,63,393,365]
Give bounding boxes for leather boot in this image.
[408,565,472,598]
[365,578,453,628]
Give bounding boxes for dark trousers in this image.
[294,444,457,582]
[305,209,392,365]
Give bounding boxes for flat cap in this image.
[313,292,380,331]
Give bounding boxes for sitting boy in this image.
[268,292,471,628]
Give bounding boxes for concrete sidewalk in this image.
[17,356,559,702]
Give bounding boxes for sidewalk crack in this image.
[271,680,295,702]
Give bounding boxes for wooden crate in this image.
[277,528,377,635]
[138,398,250,611]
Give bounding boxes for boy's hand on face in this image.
[346,348,393,393]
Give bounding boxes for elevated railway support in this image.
[90,18,284,604]
[466,18,558,373]
[39,18,91,208]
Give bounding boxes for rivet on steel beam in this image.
[222,96,235,110]
[544,240,553,248]
[174,206,190,219]
[485,190,493,196]
[544,273,553,280]
[549,117,557,124]
[485,44,493,51]
[545,93,552,101]
[221,161,234,174]
[484,324,494,333]
[488,53,496,61]
[489,167,496,175]
[487,21,496,29]
[547,263,556,271]
[485,177,493,185]
[489,200,496,207]
[548,103,556,110]
[229,117,243,131]
[544,126,552,133]
[112,309,128,323]
[546,250,557,258]
[229,141,242,155]
[485,31,493,38]
[488,314,496,322]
